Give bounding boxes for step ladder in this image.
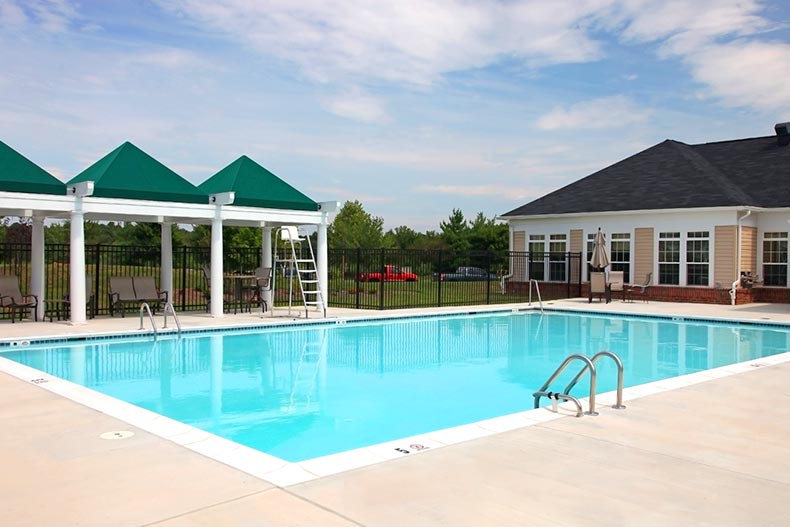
[288,334,325,413]
[274,226,326,318]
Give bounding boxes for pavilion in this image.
[0,140,337,323]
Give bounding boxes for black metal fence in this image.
[328,249,582,309]
[0,243,582,315]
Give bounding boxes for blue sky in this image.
[1,1,789,231]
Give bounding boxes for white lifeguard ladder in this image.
[273,226,326,318]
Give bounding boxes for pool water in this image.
[4,311,788,461]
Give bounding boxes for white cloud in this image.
[685,39,790,112]
[604,0,789,113]
[322,89,390,123]
[155,0,606,86]
[415,184,508,197]
[1,0,78,32]
[536,95,652,131]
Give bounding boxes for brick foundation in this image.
[507,282,790,305]
[511,281,790,305]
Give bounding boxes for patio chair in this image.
[52,275,95,321]
[627,272,652,303]
[133,276,168,313]
[247,266,272,313]
[588,271,611,303]
[108,276,138,318]
[608,270,625,301]
[0,275,38,323]
[202,265,239,314]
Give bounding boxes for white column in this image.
[262,226,273,308]
[30,216,45,321]
[210,211,224,317]
[161,221,173,307]
[69,209,87,324]
[317,220,328,311]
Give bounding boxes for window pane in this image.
[659,263,680,285]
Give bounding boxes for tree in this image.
[440,208,471,253]
[384,225,420,249]
[4,218,31,244]
[468,212,508,252]
[328,200,384,249]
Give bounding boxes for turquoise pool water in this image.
[3,311,788,462]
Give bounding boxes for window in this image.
[686,231,710,286]
[528,235,545,281]
[549,234,566,281]
[610,233,630,283]
[658,232,680,285]
[763,232,788,286]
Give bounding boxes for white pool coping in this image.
[2,307,790,487]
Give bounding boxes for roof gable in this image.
[0,140,65,195]
[67,142,206,204]
[198,155,318,211]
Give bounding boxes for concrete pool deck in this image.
[1,300,789,526]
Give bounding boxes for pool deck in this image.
[1,299,790,526]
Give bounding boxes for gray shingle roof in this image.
[502,135,790,217]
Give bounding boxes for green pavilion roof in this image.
[0,140,65,195]
[198,155,318,211]
[67,142,206,204]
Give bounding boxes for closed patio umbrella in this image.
[590,228,609,270]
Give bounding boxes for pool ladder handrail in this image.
[533,351,626,417]
[529,279,543,313]
[534,354,597,416]
[139,302,158,338]
[162,301,182,336]
[564,351,626,410]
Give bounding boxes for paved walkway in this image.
[1,301,789,526]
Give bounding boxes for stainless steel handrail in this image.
[162,301,181,335]
[563,350,626,410]
[138,302,158,338]
[529,279,543,313]
[534,354,597,416]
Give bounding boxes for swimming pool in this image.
[3,310,789,462]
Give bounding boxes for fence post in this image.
[566,252,571,298]
[379,248,385,310]
[437,250,443,307]
[486,251,492,305]
[93,245,100,317]
[355,248,361,309]
[180,246,187,311]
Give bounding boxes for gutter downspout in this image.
[731,210,752,305]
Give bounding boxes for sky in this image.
[1,1,789,231]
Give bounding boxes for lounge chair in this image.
[0,275,38,323]
[133,276,168,312]
[609,271,625,301]
[108,276,138,317]
[588,271,611,303]
[627,272,652,302]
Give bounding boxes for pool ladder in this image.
[138,302,182,339]
[533,351,626,417]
